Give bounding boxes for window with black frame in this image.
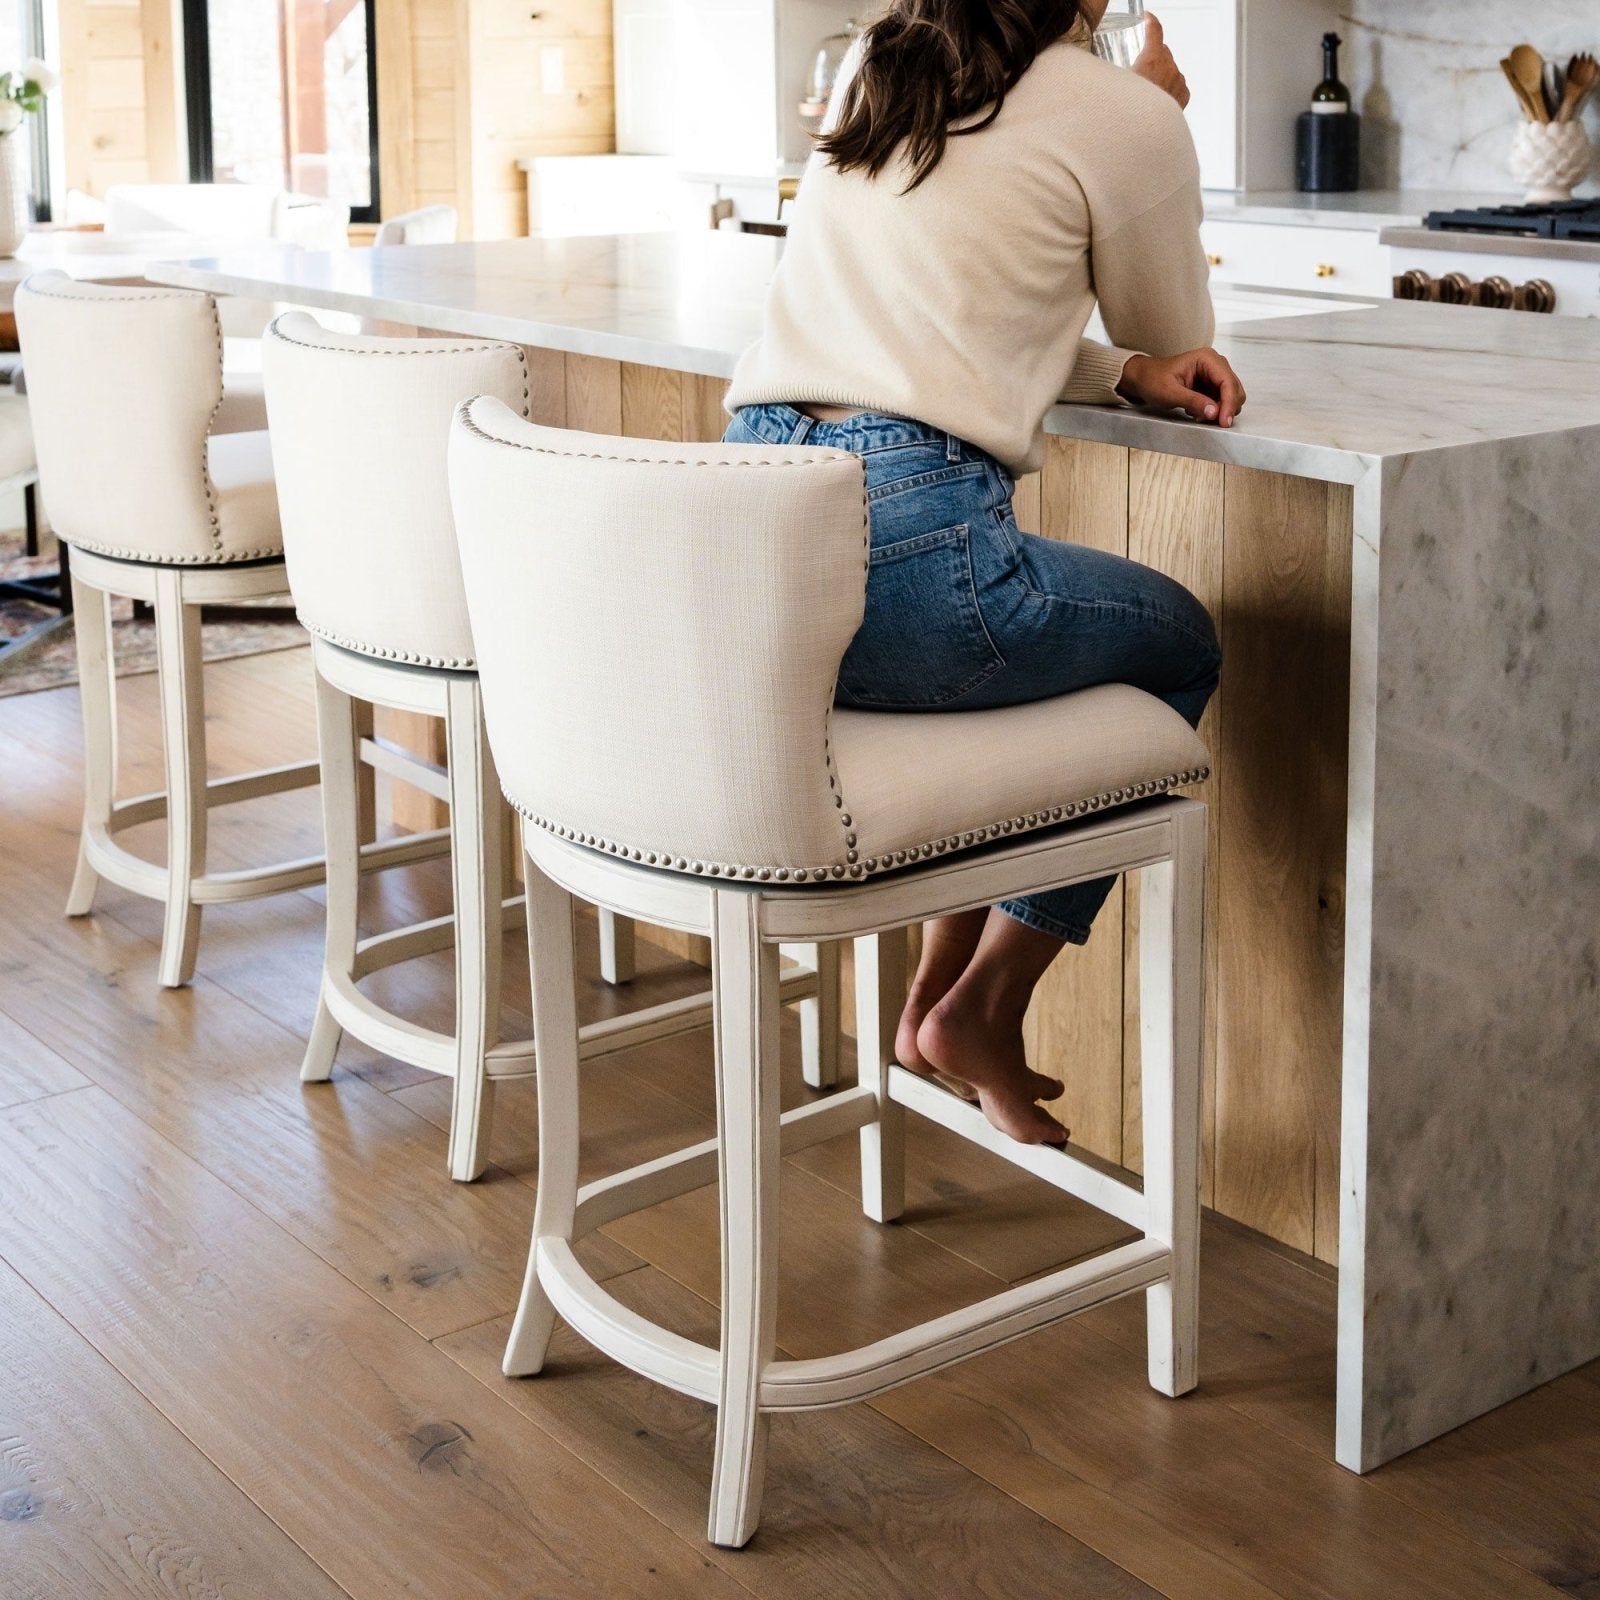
[183,0,380,223]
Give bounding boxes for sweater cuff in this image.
[1061,340,1141,407]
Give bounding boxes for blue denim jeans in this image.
[725,404,1221,943]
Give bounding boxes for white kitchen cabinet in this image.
[1201,218,1392,296]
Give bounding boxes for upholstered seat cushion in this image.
[213,338,267,435]
[206,429,282,560]
[831,684,1209,875]
[0,391,35,481]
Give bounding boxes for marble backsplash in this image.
[1343,1,1600,195]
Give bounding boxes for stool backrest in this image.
[15,272,231,562]
[372,205,459,247]
[448,397,869,880]
[263,312,529,667]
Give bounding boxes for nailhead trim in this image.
[457,403,858,470]
[267,318,533,421]
[304,620,475,671]
[512,766,1210,887]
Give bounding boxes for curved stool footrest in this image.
[760,1239,1172,1411]
[537,1238,720,1401]
[535,1232,1171,1416]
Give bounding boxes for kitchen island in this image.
[149,231,1600,1477]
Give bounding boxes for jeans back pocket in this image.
[836,524,1005,709]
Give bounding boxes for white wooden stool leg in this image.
[302,667,360,1082]
[65,571,114,918]
[789,940,841,1089]
[353,698,377,847]
[856,929,908,1224]
[1140,804,1206,1398]
[444,677,500,1183]
[153,569,207,989]
[598,910,635,985]
[708,888,781,1548]
[503,857,582,1377]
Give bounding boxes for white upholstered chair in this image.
[448,400,1211,1547]
[15,274,384,987]
[262,314,840,1182]
[373,205,458,247]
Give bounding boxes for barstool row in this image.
[16,280,1212,1548]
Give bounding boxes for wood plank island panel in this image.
[1018,435,1350,1259]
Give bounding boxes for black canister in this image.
[1297,111,1361,192]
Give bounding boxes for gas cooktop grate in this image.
[1423,201,1600,241]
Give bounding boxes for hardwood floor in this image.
[1,645,1596,1600]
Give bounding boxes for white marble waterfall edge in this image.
[1339,433,1600,1469]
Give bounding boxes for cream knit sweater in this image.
[726,36,1215,475]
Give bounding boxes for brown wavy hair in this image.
[818,0,1083,191]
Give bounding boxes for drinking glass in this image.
[1090,0,1147,67]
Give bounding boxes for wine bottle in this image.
[1296,31,1360,192]
[1311,33,1350,115]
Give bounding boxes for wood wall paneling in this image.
[1122,450,1224,1198]
[1024,437,1131,1165]
[375,0,417,215]
[1213,466,1351,1261]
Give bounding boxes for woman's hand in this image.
[1132,15,1189,108]
[1117,348,1247,427]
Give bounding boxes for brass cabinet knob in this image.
[1205,252,1223,266]
[1315,263,1336,278]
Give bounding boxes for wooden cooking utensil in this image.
[1510,43,1551,122]
[1501,56,1545,122]
[1558,53,1599,123]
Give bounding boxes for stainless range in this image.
[1380,201,1600,317]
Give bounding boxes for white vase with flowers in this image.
[0,59,57,257]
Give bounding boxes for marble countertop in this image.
[147,231,1600,483]
[1202,189,1493,232]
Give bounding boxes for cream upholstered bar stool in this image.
[13,271,374,988]
[448,400,1212,1547]
[262,314,839,1182]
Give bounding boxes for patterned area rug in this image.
[0,531,307,698]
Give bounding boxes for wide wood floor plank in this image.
[0,1248,353,1600]
[0,1087,749,1600]
[0,1006,90,1108]
[438,1268,1158,1598]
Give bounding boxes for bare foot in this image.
[918,996,1068,1146]
[895,978,940,1075]
[895,910,988,1095]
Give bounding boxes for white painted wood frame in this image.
[502,794,1207,1547]
[305,640,842,1182]
[61,546,434,989]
